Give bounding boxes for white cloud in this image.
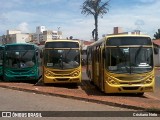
[17,22,29,33]
[139,0,156,3]
[1,0,160,40]
[0,0,24,9]
[94,0,160,39]
[62,18,94,40]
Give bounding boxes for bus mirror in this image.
[154,48,159,54]
[81,50,86,55]
[36,51,38,56]
[103,50,106,58]
[40,51,43,58]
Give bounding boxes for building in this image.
[152,39,160,67]
[0,35,5,45]
[0,30,31,44]
[80,40,93,65]
[105,27,141,36]
[34,26,46,44]
[113,27,123,34]
[0,26,63,45]
[43,30,62,41]
[7,30,21,35]
[32,26,63,45]
[5,33,31,44]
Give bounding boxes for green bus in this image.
[0,46,4,78]
[3,43,42,82]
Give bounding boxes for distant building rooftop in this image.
[152,39,160,46]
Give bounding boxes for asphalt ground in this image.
[0,68,160,112]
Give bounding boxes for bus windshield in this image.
[105,36,153,74]
[44,49,80,69]
[105,47,153,74]
[5,50,36,68]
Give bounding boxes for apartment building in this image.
[0,30,31,44]
[32,26,62,44]
[7,30,21,35]
[6,33,31,44]
[43,30,62,41]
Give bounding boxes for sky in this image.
[0,0,160,40]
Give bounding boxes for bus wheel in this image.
[90,80,94,85]
[0,76,4,81]
[74,83,79,87]
[3,76,7,81]
[137,92,144,96]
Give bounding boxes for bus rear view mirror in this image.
[40,50,43,58]
[36,51,38,56]
[102,50,106,58]
[154,48,159,54]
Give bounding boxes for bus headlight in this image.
[143,76,153,84]
[45,70,54,76]
[107,77,117,85]
[31,69,36,74]
[71,71,80,77]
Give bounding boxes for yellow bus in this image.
[43,39,81,84]
[86,34,155,95]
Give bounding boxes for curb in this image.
[0,84,157,112]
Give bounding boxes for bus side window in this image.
[40,50,43,58]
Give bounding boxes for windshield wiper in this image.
[117,46,132,74]
[63,48,72,63]
[135,45,143,63]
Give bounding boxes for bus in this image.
[3,43,42,82]
[86,34,155,95]
[0,46,4,78]
[43,39,81,84]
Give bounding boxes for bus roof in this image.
[4,43,37,46]
[105,34,151,38]
[45,39,80,44]
[87,34,151,48]
[4,43,39,50]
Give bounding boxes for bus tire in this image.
[137,92,144,96]
[3,76,6,81]
[90,80,94,85]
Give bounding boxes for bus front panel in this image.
[104,70,155,93]
[43,67,81,83]
[103,36,155,94]
[43,48,81,84]
[4,47,39,81]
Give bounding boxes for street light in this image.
[57,27,60,32]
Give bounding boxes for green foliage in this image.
[153,29,160,39]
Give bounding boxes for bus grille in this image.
[53,71,73,74]
[117,77,143,80]
[119,82,142,84]
[50,70,75,77]
[14,76,28,79]
[122,87,139,90]
[12,70,29,72]
[56,78,70,81]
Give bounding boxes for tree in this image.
[153,29,160,40]
[81,0,110,41]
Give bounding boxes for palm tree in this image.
[81,0,110,41]
[153,29,160,40]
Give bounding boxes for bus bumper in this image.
[4,74,38,81]
[43,75,81,84]
[104,81,154,93]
